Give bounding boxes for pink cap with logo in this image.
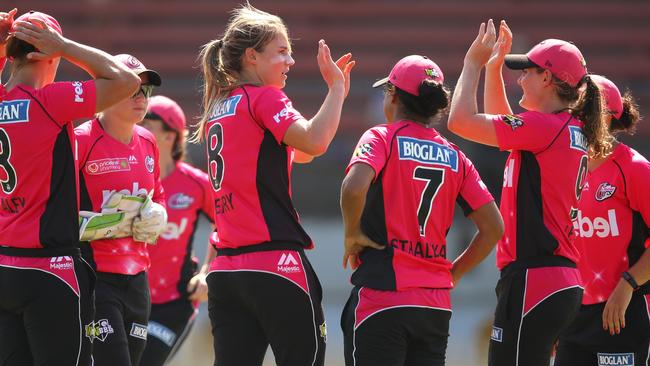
[590,75,623,120]
[147,95,186,133]
[12,11,62,35]
[114,54,162,86]
[505,39,587,87]
[372,55,444,96]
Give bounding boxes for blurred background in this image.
[15,0,650,364]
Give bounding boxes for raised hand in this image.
[317,39,355,97]
[464,19,497,68]
[487,20,513,70]
[0,8,17,44]
[10,18,67,61]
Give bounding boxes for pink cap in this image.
[373,55,444,96]
[114,54,162,86]
[147,95,186,133]
[505,39,587,87]
[12,11,62,35]
[590,75,623,120]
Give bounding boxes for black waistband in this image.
[0,246,81,258]
[216,241,304,256]
[96,271,146,285]
[501,256,576,278]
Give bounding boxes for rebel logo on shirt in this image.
[72,81,85,103]
[102,182,150,203]
[208,95,242,122]
[597,353,634,366]
[569,126,588,152]
[397,136,458,172]
[595,182,616,201]
[168,192,194,209]
[145,155,155,173]
[86,158,131,175]
[573,209,619,238]
[354,143,372,157]
[502,115,523,130]
[0,100,30,124]
[272,103,293,123]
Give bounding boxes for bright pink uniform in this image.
[493,111,587,270]
[347,120,494,291]
[76,119,164,274]
[148,162,214,304]
[205,85,311,250]
[575,143,650,304]
[0,81,96,249]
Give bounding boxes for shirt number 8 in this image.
[207,123,224,191]
[0,128,17,194]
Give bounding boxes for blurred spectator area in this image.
[21,0,650,214]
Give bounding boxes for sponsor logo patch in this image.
[490,326,503,342]
[86,158,131,175]
[85,319,114,342]
[50,256,73,270]
[130,322,148,340]
[168,192,194,210]
[595,182,616,201]
[209,95,242,122]
[147,321,177,347]
[72,81,85,103]
[353,143,372,158]
[397,136,458,171]
[145,155,155,173]
[597,352,634,366]
[569,126,588,152]
[502,115,524,130]
[319,322,327,341]
[0,100,30,124]
[272,103,292,124]
[277,252,301,274]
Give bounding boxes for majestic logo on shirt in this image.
[0,100,30,124]
[573,209,619,238]
[491,326,503,342]
[277,252,301,274]
[353,143,372,157]
[145,155,155,173]
[50,256,73,270]
[130,322,148,340]
[162,218,188,240]
[597,353,634,366]
[397,137,458,171]
[168,193,194,209]
[86,158,131,175]
[502,115,523,130]
[208,95,242,122]
[569,126,588,152]
[148,321,177,347]
[85,319,114,342]
[595,183,616,201]
[72,81,85,103]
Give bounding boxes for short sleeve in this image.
[36,81,97,124]
[199,171,216,223]
[492,111,564,153]
[253,87,305,144]
[346,127,389,179]
[626,157,650,227]
[151,142,166,208]
[456,152,494,216]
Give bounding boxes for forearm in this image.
[59,39,133,81]
[340,185,367,236]
[199,241,217,274]
[305,83,346,154]
[448,63,482,132]
[484,65,512,115]
[451,230,497,282]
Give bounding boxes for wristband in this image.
[622,271,640,291]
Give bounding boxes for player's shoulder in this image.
[74,118,100,139]
[177,162,209,181]
[615,144,650,175]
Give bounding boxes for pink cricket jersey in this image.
[493,111,587,270]
[76,119,164,274]
[575,143,650,304]
[0,81,96,249]
[204,85,312,250]
[148,162,214,304]
[347,120,494,290]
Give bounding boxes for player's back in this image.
[350,120,493,290]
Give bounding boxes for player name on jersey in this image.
[397,136,458,171]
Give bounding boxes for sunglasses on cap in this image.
[132,84,155,99]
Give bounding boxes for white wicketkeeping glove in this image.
[79,193,146,242]
[132,195,168,245]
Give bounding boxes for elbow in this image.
[446,113,463,135]
[340,178,367,203]
[488,217,505,243]
[119,69,141,98]
[303,139,330,157]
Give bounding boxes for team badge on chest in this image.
[595,182,616,201]
[145,155,155,173]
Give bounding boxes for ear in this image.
[243,47,257,66]
[542,69,553,86]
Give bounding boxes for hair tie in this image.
[215,39,224,49]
